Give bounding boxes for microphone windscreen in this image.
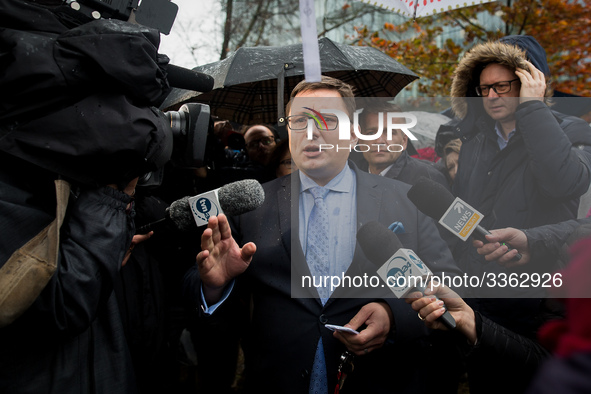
[407,176,455,220]
[218,179,265,216]
[357,221,403,266]
[167,196,195,231]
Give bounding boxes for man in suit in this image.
[185,77,461,393]
[358,101,449,190]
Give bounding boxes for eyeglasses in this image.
[246,136,275,149]
[285,114,339,131]
[279,159,293,169]
[475,79,520,97]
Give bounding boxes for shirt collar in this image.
[494,123,516,150]
[370,163,394,177]
[299,165,353,194]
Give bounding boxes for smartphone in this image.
[325,324,359,335]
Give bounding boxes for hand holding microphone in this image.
[472,227,531,268]
[406,284,477,344]
[137,179,265,233]
[407,177,522,262]
[357,221,456,330]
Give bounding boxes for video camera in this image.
[63,0,215,188]
[0,0,214,189]
[139,103,212,188]
[65,0,178,34]
[68,0,214,188]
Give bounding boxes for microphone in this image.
[407,177,522,260]
[166,64,215,93]
[137,196,194,233]
[137,179,265,233]
[357,221,456,330]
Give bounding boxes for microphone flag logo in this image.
[376,248,432,298]
[189,190,222,227]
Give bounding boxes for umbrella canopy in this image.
[406,111,452,150]
[161,37,418,128]
[358,0,497,19]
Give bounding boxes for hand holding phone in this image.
[325,324,359,335]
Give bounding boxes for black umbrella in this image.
[161,37,418,134]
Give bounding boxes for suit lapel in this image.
[354,168,382,231]
[277,175,292,256]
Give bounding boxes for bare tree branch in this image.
[220,0,234,60]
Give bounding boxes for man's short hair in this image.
[358,101,402,128]
[286,76,356,118]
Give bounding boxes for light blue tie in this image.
[306,186,330,394]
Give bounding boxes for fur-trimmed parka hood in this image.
[451,35,551,119]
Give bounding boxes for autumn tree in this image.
[351,0,591,97]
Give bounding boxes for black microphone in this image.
[407,177,521,260]
[137,179,265,233]
[166,64,214,93]
[357,221,456,330]
[137,196,193,233]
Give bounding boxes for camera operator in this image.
[0,0,178,392]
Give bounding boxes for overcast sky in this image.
[159,0,222,68]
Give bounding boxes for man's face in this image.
[361,112,408,173]
[480,63,521,124]
[288,89,356,186]
[244,125,276,165]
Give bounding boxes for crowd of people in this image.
[1,1,591,393]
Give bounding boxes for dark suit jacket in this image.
[383,151,450,191]
[184,163,461,393]
[355,151,450,190]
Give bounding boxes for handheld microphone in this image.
[188,179,265,227]
[407,177,522,261]
[137,179,265,233]
[166,64,215,93]
[357,221,456,330]
[137,196,193,233]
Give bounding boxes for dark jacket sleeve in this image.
[470,311,550,363]
[0,153,134,337]
[524,217,591,273]
[21,186,134,336]
[464,311,551,393]
[40,187,133,332]
[516,100,591,200]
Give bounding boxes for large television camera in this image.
[0,0,214,189]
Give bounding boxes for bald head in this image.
[244,125,276,165]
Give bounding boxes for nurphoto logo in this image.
[303,108,419,152]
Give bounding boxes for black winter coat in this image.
[454,100,591,234]
[0,154,137,394]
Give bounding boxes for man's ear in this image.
[350,123,359,146]
[401,133,408,149]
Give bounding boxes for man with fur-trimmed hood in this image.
[446,36,591,394]
[451,35,591,248]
